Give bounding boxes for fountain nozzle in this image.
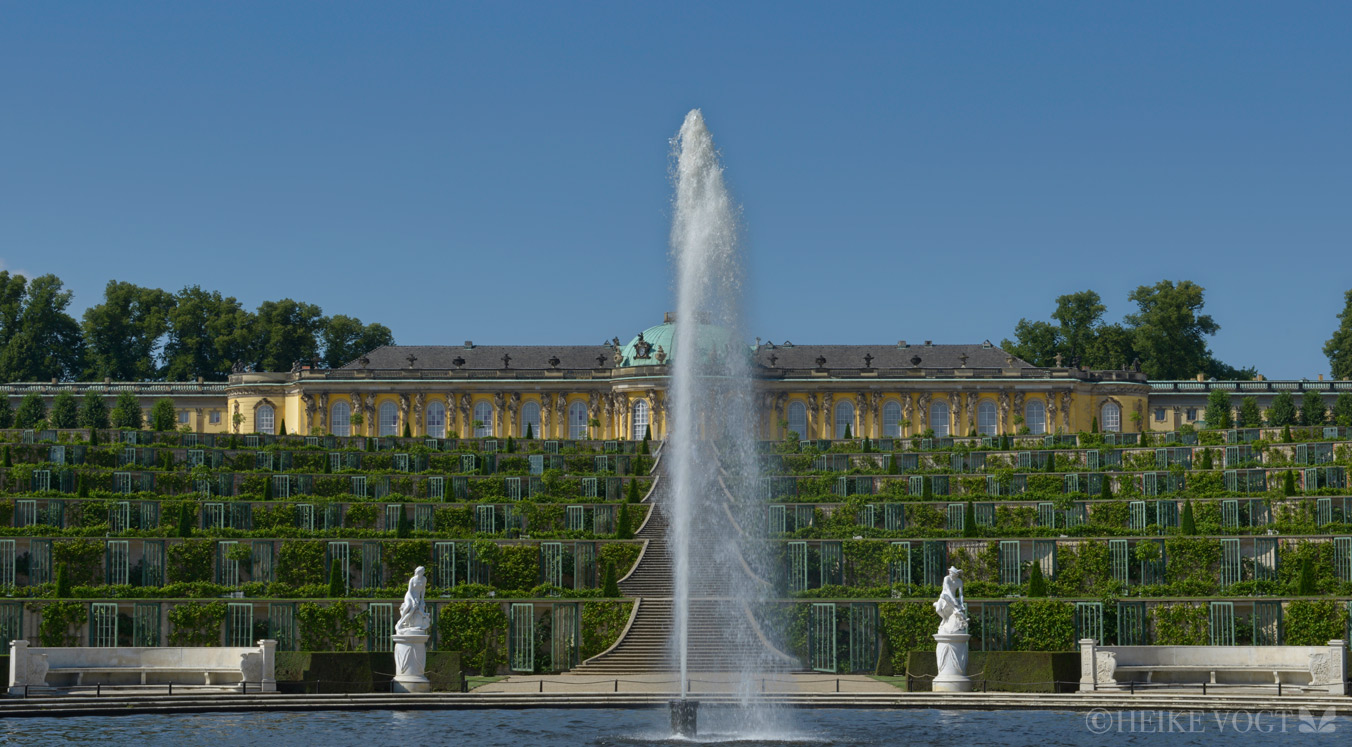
[669,699,700,737]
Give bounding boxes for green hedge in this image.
[904,650,1079,692]
[274,651,461,693]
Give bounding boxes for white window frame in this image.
[1025,400,1046,435]
[977,400,998,436]
[834,401,855,439]
[426,401,446,439]
[519,401,540,439]
[787,401,808,439]
[630,400,649,441]
[473,401,493,438]
[379,402,399,436]
[930,401,950,437]
[331,402,351,437]
[177,411,189,425]
[1101,402,1122,432]
[256,405,275,435]
[881,400,902,438]
[209,411,221,425]
[568,401,589,440]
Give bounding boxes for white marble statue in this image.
[396,566,430,633]
[933,566,967,635]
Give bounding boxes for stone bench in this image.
[9,640,277,694]
[1079,639,1348,694]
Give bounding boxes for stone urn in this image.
[932,632,972,692]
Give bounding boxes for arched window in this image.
[473,401,493,437]
[520,401,541,439]
[331,402,351,437]
[834,401,855,439]
[379,402,398,436]
[882,400,903,438]
[1025,400,1046,435]
[930,401,950,438]
[1101,401,1121,433]
[568,401,589,440]
[787,401,808,439]
[426,401,446,439]
[977,400,998,436]
[631,400,649,441]
[256,404,275,435]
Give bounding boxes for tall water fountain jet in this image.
[666,109,784,736]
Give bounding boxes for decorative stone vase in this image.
[932,632,972,692]
[392,632,430,693]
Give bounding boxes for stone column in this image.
[258,638,277,693]
[1078,638,1098,692]
[932,632,971,692]
[392,632,431,693]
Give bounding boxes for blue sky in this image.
[3,3,1348,379]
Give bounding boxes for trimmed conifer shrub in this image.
[1180,499,1196,535]
[601,561,619,597]
[1027,561,1047,598]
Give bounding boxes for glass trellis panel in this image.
[581,478,598,498]
[980,602,1010,651]
[1067,502,1088,528]
[1074,602,1104,646]
[119,447,137,467]
[247,541,273,584]
[27,538,52,586]
[1128,501,1146,531]
[1143,472,1159,496]
[270,603,297,651]
[509,604,535,672]
[476,505,498,534]
[794,505,814,530]
[0,602,20,650]
[350,475,367,498]
[15,500,36,528]
[394,454,410,472]
[90,602,119,647]
[270,475,290,500]
[1209,602,1236,645]
[529,454,545,475]
[1033,540,1056,580]
[922,541,947,586]
[1109,540,1128,587]
[433,542,457,587]
[0,540,13,588]
[541,543,564,587]
[857,504,876,529]
[573,542,597,590]
[1317,498,1333,526]
[908,476,924,495]
[974,503,994,528]
[138,501,160,530]
[788,542,809,592]
[361,542,382,589]
[566,506,586,532]
[1117,602,1146,645]
[592,505,614,535]
[106,540,130,586]
[884,504,905,532]
[130,602,161,647]
[384,504,403,532]
[1087,450,1101,470]
[141,541,165,587]
[768,505,787,535]
[225,602,253,648]
[413,504,434,532]
[424,476,445,500]
[1154,500,1178,530]
[255,451,274,471]
[1138,539,1166,584]
[108,501,131,533]
[931,476,950,496]
[1220,539,1242,587]
[294,504,315,531]
[1037,503,1057,528]
[999,541,1020,585]
[552,603,580,671]
[505,477,522,501]
[1064,473,1080,495]
[810,603,837,673]
[848,603,878,673]
[195,477,213,498]
[889,542,912,586]
[820,541,843,586]
[1333,537,1352,583]
[217,541,241,587]
[114,471,134,494]
[327,542,350,591]
[945,504,964,532]
[361,602,393,653]
[202,502,224,530]
[1221,500,1240,528]
[1253,601,1282,646]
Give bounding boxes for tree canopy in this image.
[1325,289,1352,380]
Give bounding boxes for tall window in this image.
[1101,402,1122,433]
[882,400,902,438]
[473,401,493,437]
[379,402,398,436]
[930,401,950,438]
[568,401,589,440]
[977,400,998,436]
[631,400,649,441]
[1025,400,1046,435]
[787,401,808,439]
[834,401,855,439]
[520,402,541,438]
[331,402,351,437]
[256,405,275,435]
[426,401,446,439]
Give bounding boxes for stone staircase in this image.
[573,467,800,675]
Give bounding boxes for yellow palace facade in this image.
[222,316,1152,441]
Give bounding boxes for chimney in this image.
[1319,374,1324,381]
[1196,373,1205,382]
[464,341,474,349]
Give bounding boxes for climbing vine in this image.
[167,601,227,646]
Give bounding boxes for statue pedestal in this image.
[932,633,972,692]
[392,632,430,693]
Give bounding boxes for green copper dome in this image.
[617,315,748,367]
